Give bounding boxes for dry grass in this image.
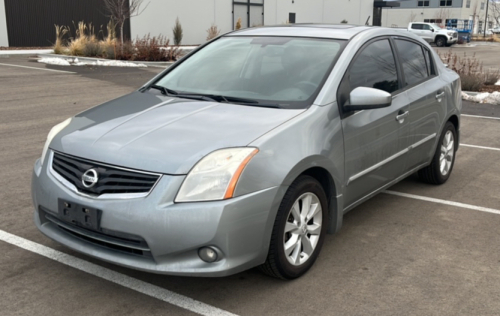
[235,17,242,30]
[53,25,68,54]
[439,51,500,91]
[206,23,220,41]
[68,21,88,56]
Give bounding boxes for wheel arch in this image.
[281,159,343,235]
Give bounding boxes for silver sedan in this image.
[32,24,461,279]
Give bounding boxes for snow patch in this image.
[38,57,147,68]
[495,79,500,86]
[462,91,500,105]
[38,57,71,66]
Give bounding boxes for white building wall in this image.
[0,0,9,47]
[132,0,374,46]
[130,0,233,46]
[381,7,466,28]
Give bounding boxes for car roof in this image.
[227,24,373,40]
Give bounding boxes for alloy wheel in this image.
[283,192,323,266]
[439,130,454,176]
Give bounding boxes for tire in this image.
[418,121,457,184]
[436,36,446,47]
[259,175,328,280]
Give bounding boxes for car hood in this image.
[51,91,304,174]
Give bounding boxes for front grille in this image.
[453,33,458,38]
[41,208,151,257]
[52,152,160,196]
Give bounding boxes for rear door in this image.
[410,23,424,38]
[339,38,410,209]
[393,39,447,170]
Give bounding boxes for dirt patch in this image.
[479,85,500,93]
[0,47,51,50]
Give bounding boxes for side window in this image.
[411,24,423,30]
[348,39,399,94]
[395,39,429,86]
[422,24,431,30]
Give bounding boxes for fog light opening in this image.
[198,247,218,263]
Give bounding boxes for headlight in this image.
[40,118,72,166]
[175,147,259,202]
[447,32,453,36]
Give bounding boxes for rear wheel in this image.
[418,121,457,184]
[260,175,328,280]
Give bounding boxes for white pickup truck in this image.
[407,22,458,47]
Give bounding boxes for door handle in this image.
[436,91,445,99]
[396,111,409,123]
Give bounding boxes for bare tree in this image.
[103,0,149,49]
[409,11,417,23]
[471,0,480,33]
[434,8,451,26]
[490,0,500,26]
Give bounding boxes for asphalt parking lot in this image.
[1,56,500,316]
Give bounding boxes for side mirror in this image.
[343,87,392,112]
[430,28,434,32]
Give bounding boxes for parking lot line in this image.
[462,114,500,120]
[0,229,238,316]
[461,144,500,151]
[0,62,76,74]
[384,190,500,215]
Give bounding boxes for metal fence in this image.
[4,0,131,47]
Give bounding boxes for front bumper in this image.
[32,153,284,276]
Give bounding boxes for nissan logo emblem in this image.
[82,169,99,188]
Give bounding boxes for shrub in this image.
[53,25,68,54]
[134,34,167,61]
[172,17,183,45]
[115,41,135,60]
[484,68,500,85]
[206,23,220,41]
[460,74,485,91]
[438,51,500,90]
[83,36,102,57]
[235,17,242,30]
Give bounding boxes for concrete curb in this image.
[0,49,53,56]
[37,53,175,68]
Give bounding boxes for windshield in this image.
[154,36,345,109]
[431,23,442,30]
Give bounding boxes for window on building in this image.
[440,0,452,6]
[478,21,483,31]
[424,19,443,23]
[489,21,493,28]
[480,2,485,9]
[418,1,430,6]
[347,39,399,94]
[395,40,429,86]
[466,0,471,8]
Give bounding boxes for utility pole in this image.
[484,0,490,37]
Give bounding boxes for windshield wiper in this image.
[177,93,282,108]
[150,84,179,96]
[149,87,281,108]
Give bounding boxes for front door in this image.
[339,38,410,209]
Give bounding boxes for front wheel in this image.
[436,37,446,47]
[259,175,328,280]
[418,121,457,184]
